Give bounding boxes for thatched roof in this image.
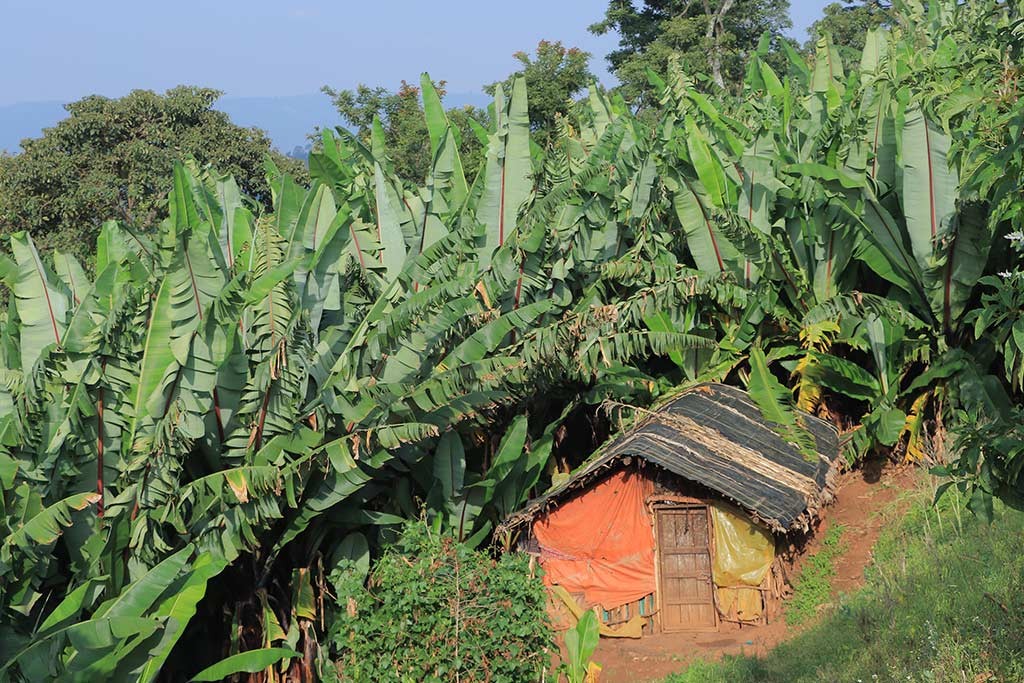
[501,383,841,534]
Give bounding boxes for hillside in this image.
[657,479,1024,683]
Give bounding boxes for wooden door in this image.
[656,506,716,631]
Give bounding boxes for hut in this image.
[499,383,841,636]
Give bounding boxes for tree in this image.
[486,41,594,146]
[589,0,792,104]
[0,86,306,262]
[323,80,488,184]
[806,1,892,61]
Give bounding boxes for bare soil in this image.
[593,460,919,683]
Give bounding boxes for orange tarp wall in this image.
[532,469,656,611]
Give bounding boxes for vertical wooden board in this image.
[693,510,708,544]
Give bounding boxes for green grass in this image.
[663,478,1024,683]
[785,523,845,626]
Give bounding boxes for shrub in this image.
[326,523,552,682]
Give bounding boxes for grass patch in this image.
[663,477,1024,683]
[785,523,845,626]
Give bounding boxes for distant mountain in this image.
[0,90,492,157]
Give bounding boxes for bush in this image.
[326,523,552,682]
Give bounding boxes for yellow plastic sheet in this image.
[550,585,645,639]
[709,502,774,622]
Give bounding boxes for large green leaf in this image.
[7,232,71,374]
[435,300,553,371]
[737,135,784,236]
[477,78,532,269]
[269,170,306,244]
[668,172,743,279]
[213,173,245,268]
[685,116,730,209]
[811,34,845,113]
[421,72,468,210]
[643,310,687,369]
[811,224,854,303]
[125,276,178,447]
[931,201,991,332]
[564,610,599,683]
[371,117,410,280]
[901,106,958,278]
[95,220,155,277]
[433,431,466,502]
[92,545,193,620]
[37,578,107,634]
[272,439,394,553]
[136,552,229,682]
[191,648,301,681]
[52,251,91,307]
[68,549,220,680]
[0,616,162,678]
[803,352,881,402]
[287,182,338,287]
[3,492,99,553]
[846,192,926,306]
[747,347,815,457]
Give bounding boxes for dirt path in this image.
[593,461,919,683]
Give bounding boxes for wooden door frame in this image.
[653,503,719,633]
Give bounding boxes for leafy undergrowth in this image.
[326,523,552,682]
[663,480,1024,683]
[785,523,846,626]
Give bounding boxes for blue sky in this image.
[0,0,832,107]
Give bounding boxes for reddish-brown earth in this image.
[592,461,919,683]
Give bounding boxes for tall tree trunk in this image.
[702,0,736,89]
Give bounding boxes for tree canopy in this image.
[486,40,594,146]
[806,1,891,61]
[589,0,792,104]
[0,86,306,262]
[323,80,488,184]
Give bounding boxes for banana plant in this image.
[0,6,1021,678]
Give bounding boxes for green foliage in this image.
[486,40,594,145]
[562,610,600,683]
[323,79,488,184]
[191,648,301,681]
[1,0,1024,677]
[662,483,1024,682]
[784,524,845,626]
[589,0,792,102]
[806,1,891,62]
[747,346,817,459]
[0,71,727,679]
[0,545,226,682]
[936,404,1024,521]
[326,522,551,682]
[0,87,306,262]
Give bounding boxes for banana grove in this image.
[0,0,1022,679]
